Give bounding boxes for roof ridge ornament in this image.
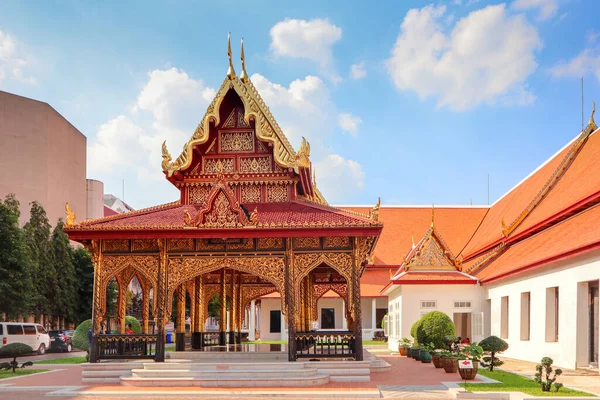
[589,100,597,130]
[65,202,76,228]
[370,197,381,222]
[431,204,435,227]
[240,38,249,83]
[227,32,236,79]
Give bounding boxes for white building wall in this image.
[387,283,485,351]
[258,298,283,341]
[484,249,600,369]
[317,298,344,329]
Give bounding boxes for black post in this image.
[285,239,297,361]
[176,333,185,351]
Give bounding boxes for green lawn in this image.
[165,345,176,351]
[35,356,87,365]
[363,340,387,346]
[0,369,49,379]
[459,369,596,397]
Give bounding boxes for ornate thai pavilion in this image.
[64,36,382,362]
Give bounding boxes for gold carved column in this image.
[220,269,227,345]
[117,279,127,334]
[192,275,204,349]
[231,271,238,343]
[187,280,196,335]
[142,285,150,334]
[285,239,297,361]
[175,284,186,351]
[88,240,104,363]
[155,239,168,362]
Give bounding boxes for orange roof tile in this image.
[510,130,600,237]
[475,204,600,283]
[344,206,487,265]
[461,141,573,258]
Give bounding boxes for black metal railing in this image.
[95,334,158,360]
[295,331,356,359]
[202,332,220,346]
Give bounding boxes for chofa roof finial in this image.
[240,38,249,83]
[590,100,596,128]
[227,32,236,79]
[431,204,435,227]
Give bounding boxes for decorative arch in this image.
[311,284,348,321]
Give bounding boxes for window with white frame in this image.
[421,301,436,308]
[453,301,472,308]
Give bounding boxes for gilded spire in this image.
[590,100,597,129]
[65,202,76,228]
[240,38,249,83]
[371,197,381,222]
[431,204,435,227]
[411,234,415,249]
[227,32,236,79]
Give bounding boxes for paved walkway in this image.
[499,356,600,396]
[0,354,480,399]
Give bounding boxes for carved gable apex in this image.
[162,76,302,177]
[404,228,458,271]
[185,177,251,228]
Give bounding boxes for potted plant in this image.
[413,345,422,361]
[398,338,411,356]
[458,343,484,380]
[479,336,509,372]
[420,342,434,363]
[441,350,460,373]
[432,349,444,368]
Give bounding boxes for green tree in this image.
[23,201,56,322]
[72,247,93,324]
[0,195,33,320]
[416,311,456,349]
[51,221,77,326]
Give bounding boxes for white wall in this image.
[317,298,344,329]
[258,299,283,341]
[484,249,600,369]
[387,283,485,351]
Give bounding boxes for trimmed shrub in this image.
[72,319,92,351]
[0,343,34,373]
[416,311,455,349]
[125,316,142,334]
[410,319,422,343]
[479,335,509,371]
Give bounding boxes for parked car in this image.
[48,330,73,353]
[0,322,51,355]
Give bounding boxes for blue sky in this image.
[1,0,599,210]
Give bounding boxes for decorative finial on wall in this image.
[590,100,597,129]
[65,203,76,228]
[431,204,435,227]
[227,32,236,79]
[240,38,249,83]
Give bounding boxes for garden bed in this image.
[0,369,49,379]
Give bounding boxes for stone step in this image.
[316,368,371,376]
[130,367,319,379]
[329,375,371,382]
[306,360,373,369]
[141,361,308,371]
[168,351,288,360]
[120,374,330,387]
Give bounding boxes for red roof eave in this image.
[64,226,383,241]
[390,279,478,285]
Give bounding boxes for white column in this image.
[342,300,348,330]
[280,309,286,341]
[372,298,377,330]
[249,300,256,341]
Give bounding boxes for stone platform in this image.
[81,350,391,387]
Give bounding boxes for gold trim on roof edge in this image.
[162,75,300,176]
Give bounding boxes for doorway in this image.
[590,282,598,366]
[321,308,335,329]
[270,310,281,333]
[453,313,472,341]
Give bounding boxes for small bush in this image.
[125,316,142,333]
[416,311,456,349]
[534,357,563,392]
[0,343,34,373]
[479,335,509,371]
[72,319,92,351]
[410,319,422,343]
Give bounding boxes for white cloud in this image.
[338,113,362,135]
[350,62,367,80]
[512,0,558,21]
[550,48,600,82]
[251,73,366,201]
[87,68,215,207]
[386,4,541,111]
[0,29,35,85]
[270,18,341,65]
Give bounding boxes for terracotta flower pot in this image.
[399,346,407,356]
[458,361,479,380]
[432,353,444,368]
[442,357,458,373]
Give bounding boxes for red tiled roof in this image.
[510,130,600,237]
[69,200,378,231]
[343,206,487,265]
[475,204,600,283]
[392,271,477,284]
[103,205,118,217]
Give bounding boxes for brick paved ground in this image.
[0,354,479,399]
